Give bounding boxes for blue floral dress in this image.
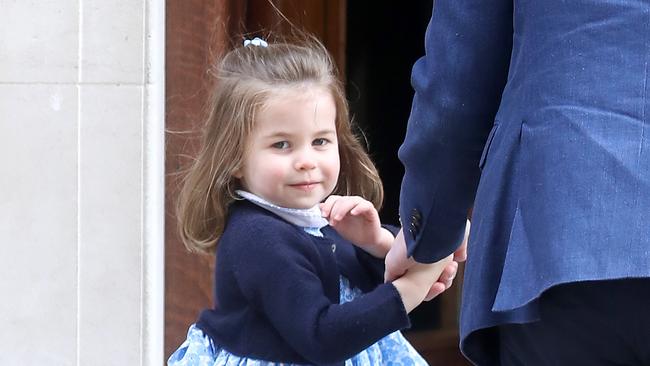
[168,193,428,366]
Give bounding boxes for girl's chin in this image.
[283,197,326,209]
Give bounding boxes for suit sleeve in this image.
[231,224,410,364]
[399,0,513,262]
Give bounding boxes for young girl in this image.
[169,36,456,366]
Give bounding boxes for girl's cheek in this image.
[268,166,288,180]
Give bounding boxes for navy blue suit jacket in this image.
[398,1,650,363]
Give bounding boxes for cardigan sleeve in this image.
[228,222,410,364]
[353,249,385,284]
[353,223,400,283]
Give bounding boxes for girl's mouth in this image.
[290,182,318,191]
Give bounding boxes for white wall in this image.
[0,1,164,365]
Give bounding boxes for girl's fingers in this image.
[329,201,356,223]
[384,230,413,282]
[424,260,459,300]
[349,199,374,217]
[329,196,364,222]
[320,195,341,217]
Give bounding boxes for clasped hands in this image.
[385,227,468,302]
[320,195,467,307]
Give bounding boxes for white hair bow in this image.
[243,37,268,48]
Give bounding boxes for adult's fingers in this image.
[424,282,446,301]
[439,261,458,288]
[454,220,471,262]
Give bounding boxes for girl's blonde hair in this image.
[177,35,383,254]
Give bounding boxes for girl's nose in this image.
[294,150,317,170]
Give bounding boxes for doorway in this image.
[346,0,443,332]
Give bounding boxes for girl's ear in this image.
[232,168,243,179]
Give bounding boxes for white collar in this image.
[236,190,329,229]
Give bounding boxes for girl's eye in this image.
[313,138,329,146]
[271,141,289,149]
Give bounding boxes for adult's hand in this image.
[385,228,464,301]
[453,219,470,262]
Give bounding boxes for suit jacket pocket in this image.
[479,122,500,170]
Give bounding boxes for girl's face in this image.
[234,87,340,209]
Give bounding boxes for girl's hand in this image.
[320,195,393,258]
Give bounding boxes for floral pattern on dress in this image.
[340,277,428,366]
[168,324,299,366]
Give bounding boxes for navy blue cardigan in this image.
[196,200,410,365]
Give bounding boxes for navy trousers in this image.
[498,279,650,366]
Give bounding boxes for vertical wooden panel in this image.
[323,0,347,77]
[164,0,244,359]
[244,0,346,77]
